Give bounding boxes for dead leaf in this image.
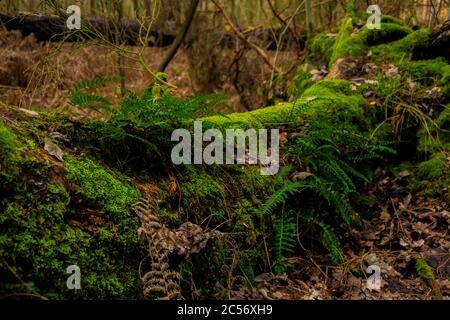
[18,108,39,117]
[44,137,64,162]
[399,170,411,177]
[258,288,272,300]
[385,64,399,78]
[291,171,314,181]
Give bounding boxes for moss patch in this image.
[415,256,436,284]
[0,128,144,299]
[417,152,448,180]
[203,80,366,129]
[65,157,140,218]
[180,172,226,220]
[0,121,19,180]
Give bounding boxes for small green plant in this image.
[68,76,122,113]
[415,256,436,284]
[264,118,395,268]
[319,222,343,265]
[70,76,228,132]
[272,210,297,274]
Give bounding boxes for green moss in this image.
[361,23,411,46]
[417,152,448,180]
[155,207,182,228]
[310,33,336,64]
[328,20,411,65]
[404,58,450,87]
[408,151,449,198]
[0,121,17,158]
[65,157,140,218]
[203,80,365,129]
[415,256,436,284]
[180,173,225,216]
[381,15,405,25]
[385,29,430,62]
[0,121,18,179]
[1,152,144,299]
[329,16,365,65]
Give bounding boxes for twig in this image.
[211,0,280,74]
[1,257,48,300]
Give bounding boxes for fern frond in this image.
[262,181,308,215]
[272,210,297,274]
[72,76,122,91]
[336,158,370,183]
[318,159,355,193]
[309,178,355,225]
[68,91,116,113]
[318,222,343,265]
[275,165,294,183]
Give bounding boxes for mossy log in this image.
[202,80,366,129]
[0,14,174,46]
[0,14,305,51]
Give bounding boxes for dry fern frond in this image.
[132,198,223,300]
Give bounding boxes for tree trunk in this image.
[305,0,313,35]
[157,0,200,73]
[144,0,151,16]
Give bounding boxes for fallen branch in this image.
[0,257,48,300]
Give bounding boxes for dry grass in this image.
[0,29,297,116]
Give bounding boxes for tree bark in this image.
[305,0,313,35]
[157,0,200,73]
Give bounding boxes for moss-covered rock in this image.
[407,151,449,198]
[325,17,411,65]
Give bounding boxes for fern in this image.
[262,181,309,215]
[72,76,122,91]
[272,210,297,275]
[69,91,116,113]
[275,165,294,183]
[68,76,122,112]
[68,75,228,149]
[319,222,343,265]
[318,158,356,194]
[310,178,355,225]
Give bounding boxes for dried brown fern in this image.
[132,198,222,300]
[132,198,183,300]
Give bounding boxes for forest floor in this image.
[233,179,450,300]
[0,16,449,300]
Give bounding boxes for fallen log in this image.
[0,14,175,46]
[0,14,305,50]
